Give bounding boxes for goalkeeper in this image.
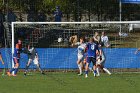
[24,44,44,76]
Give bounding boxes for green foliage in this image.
[1,0,140,20]
[0,0,4,9]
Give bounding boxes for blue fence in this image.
[0,48,140,69]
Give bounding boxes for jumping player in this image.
[24,44,44,76]
[85,38,99,78]
[7,39,22,76]
[96,45,111,76]
[72,37,86,75]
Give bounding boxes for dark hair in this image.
[80,37,85,41]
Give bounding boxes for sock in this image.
[10,68,15,73]
[78,64,82,74]
[25,65,30,72]
[14,68,18,75]
[103,68,111,75]
[85,70,88,75]
[96,68,100,76]
[94,70,97,74]
[36,64,43,73]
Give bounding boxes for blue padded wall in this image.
[0,48,140,69]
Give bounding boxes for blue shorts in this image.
[87,57,96,65]
[13,58,20,64]
[13,53,20,59]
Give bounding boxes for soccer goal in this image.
[10,21,140,72]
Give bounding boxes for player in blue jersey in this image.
[85,38,99,78]
[7,39,22,76]
[54,6,62,22]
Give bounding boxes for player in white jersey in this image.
[96,45,111,76]
[24,44,44,76]
[72,37,86,75]
[101,31,110,47]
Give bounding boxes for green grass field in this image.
[0,72,140,93]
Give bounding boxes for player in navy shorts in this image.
[85,38,99,78]
[7,39,22,76]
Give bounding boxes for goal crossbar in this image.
[12,21,140,25]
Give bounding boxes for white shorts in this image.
[29,57,39,65]
[96,56,105,65]
[78,54,85,62]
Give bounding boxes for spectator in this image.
[27,11,35,22]
[101,31,110,47]
[7,9,17,23]
[54,6,62,22]
[38,11,46,22]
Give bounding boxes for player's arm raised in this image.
[95,44,100,55]
[69,35,78,47]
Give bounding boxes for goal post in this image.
[11,21,140,72]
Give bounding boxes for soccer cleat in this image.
[85,74,88,78]
[109,73,112,76]
[12,74,17,77]
[93,72,96,77]
[41,71,45,75]
[7,72,12,76]
[96,74,100,77]
[78,73,83,76]
[24,72,27,76]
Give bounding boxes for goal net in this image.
[10,21,140,72]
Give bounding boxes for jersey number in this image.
[91,45,95,50]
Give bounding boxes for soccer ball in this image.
[58,38,63,43]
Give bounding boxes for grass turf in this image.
[0,72,140,93]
